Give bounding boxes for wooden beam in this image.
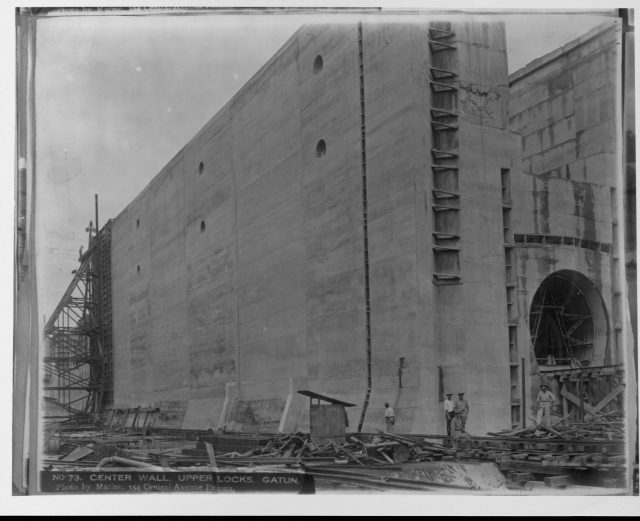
[560,387,596,415]
[205,442,217,469]
[592,385,625,413]
[544,475,572,488]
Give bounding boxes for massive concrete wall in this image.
[111,20,519,435]
[508,20,624,415]
[440,22,518,432]
[362,23,435,434]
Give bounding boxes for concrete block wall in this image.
[509,20,621,239]
[110,20,520,435]
[507,20,624,415]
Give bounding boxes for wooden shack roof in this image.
[297,390,357,407]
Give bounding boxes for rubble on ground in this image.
[42,414,628,492]
[487,411,625,441]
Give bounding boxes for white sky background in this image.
[34,8,617,320]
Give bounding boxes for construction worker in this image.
[454,392,469,433]
[443,393,455,436]
[451,411,464,449]
[536,384,556,427]
[384,402,395,433]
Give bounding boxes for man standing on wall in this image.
[384,402,395,433]
[454,392,469,433]
[443,393,455,436]
[536,384,556,427]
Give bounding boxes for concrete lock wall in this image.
[508,19,625,419]
[109,18,620,436]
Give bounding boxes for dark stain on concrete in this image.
[517,247,529,292]
[547,73,572,97]
[532,177,539,234]
[573,182,585,237]
[583,183,597,241]
[532,177,551,234]
[535,252,558,281]
[572,181,597,241]
[575,129,584,158]
[540,178,550,234]
[459,82,500,122]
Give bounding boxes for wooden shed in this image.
[298,390,356,444]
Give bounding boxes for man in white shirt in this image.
[443,393,455,436]
[536,384,556,427]
[384,402,395,432]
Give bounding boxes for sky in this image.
[33,8,616,325]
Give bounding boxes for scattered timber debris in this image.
[178,430,455,468]
[42,416,627,492]
[487,412,625,441]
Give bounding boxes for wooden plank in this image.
[539,425,564,437]
[560,388,596,415]
[61,445,94,462]
[204,442,217,469]
[378,450,395,464]
[544,475,572,488]
[592,385,624,413]
[311,404,346,444]
[562,383,569,418]
[509,472,534,483]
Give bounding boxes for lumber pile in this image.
[43,426,199,469]
[487,411,625,441]
[184,431,454,466]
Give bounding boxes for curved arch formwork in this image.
[529,270,624,420]
[529,270,610,367]
[43,222,113,422]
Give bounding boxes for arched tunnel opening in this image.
[529,270,609,367]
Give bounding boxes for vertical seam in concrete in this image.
[413,24,429,390]
[412,23,422,388]
[295,33,307,392]
[357,22,372,433]
[230,116,242,397]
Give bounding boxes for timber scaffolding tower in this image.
[43,195,113,423]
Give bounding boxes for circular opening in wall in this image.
[198,161,204,175]
[200,220,206,233]
[313,55,324,74]
[529,270,609,367]
[136,218,140,229]
[137,265,140,274]
[316,139,327,157]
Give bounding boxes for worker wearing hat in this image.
[536,383,556,428]
[384,402,395,433]
[443,392,455,436]
[454,392,469,433]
